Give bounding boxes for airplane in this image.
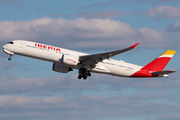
[2,40,176,80]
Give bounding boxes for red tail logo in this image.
[131,50,176,77]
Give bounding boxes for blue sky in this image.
[0,0,180,120]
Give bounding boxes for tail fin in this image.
[141,50,176,71]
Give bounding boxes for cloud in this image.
[76,10,125,18]
[0,69,179,120]
[52,6,180,21]
[75,10,144,19]
[0,0,23,10]
[0,61,31,72]
[167,20,180,32]
[0,72,179,96]
[79,0,118,10]
[73,0,180,11]
[51,10,144,19]
[0,93,180,120]
[0,74,95,96]
[134,0,180,4]
[90,74,180,90]
[0,18,171,54]
[147,6,180,20]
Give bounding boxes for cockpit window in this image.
[8,42,14,44]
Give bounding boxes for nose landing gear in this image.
[8,54,13,61]
[78,68,91,80]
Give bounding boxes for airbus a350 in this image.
[2,40,176,79]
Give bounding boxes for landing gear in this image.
[78,68,91,80]
[78,75,82,79]
[8,54,13,61]
[83,76,87,80]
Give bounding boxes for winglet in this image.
[129,43,139,49]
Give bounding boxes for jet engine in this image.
[62,54,79,66]
[52,63,72,73]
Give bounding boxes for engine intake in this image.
[52,63,72,73]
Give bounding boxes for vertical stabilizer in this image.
[141,50,176,71]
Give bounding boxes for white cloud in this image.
[0,93,180,120]
[52,6,180,21]
[0,71,179,120]
[147,6,180,20]
[90,74,180,90]
[0,74,95,95]
[0,61,25,70]
[0,18,171,52]
[0,73,179,96]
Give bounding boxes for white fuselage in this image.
[2,40,143,77]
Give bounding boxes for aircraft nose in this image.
[2,44,8,49]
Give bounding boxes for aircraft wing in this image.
[79,43,139,64]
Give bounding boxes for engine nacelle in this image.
[52,63,72,73]
[62,54,79,66]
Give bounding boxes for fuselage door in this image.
[19,42,25,48]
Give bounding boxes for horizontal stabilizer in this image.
[152,70,176,75]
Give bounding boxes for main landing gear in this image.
[78,68,91,80]
[8,54,13,61]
